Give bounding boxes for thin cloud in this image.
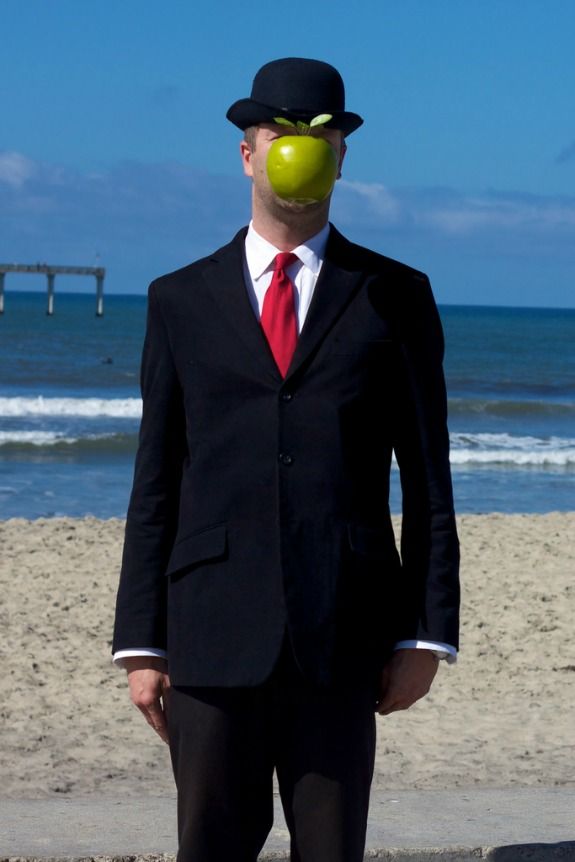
[5,150,574,240]
[0,152,36,188]
[0,150,250,289]
[1,150,574,299]
[338,180,401,222]
[333,182,575,236]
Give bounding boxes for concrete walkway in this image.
[1,788,574,861]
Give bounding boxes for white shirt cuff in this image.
[112,648,168,669]
[394,639,457,664]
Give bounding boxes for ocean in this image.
[1,292,573,518]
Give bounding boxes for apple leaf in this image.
[272,114,333,134]
[310,114,333,128]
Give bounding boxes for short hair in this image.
[243,126,258,152]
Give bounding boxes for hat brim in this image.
[226,98,363,137]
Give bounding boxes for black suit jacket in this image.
[113,225,460,687]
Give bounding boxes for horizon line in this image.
[2,289,574,313]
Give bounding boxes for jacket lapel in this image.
[202,224,367,384]
[285,225,366,380]
[202,228,282,383]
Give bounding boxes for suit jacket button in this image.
[279,453,294,466]
[280,391,293,402]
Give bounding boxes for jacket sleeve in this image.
[112,281,187,653]
[391,273,460,649]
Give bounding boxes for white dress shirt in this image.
[113,222,457,667]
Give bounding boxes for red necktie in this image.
[260,252,298,377]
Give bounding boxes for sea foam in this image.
[450,432,575,467]
[0,396,142,419]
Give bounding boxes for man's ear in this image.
[337,141,347,180]
[240,140,254,178]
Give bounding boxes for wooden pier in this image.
[0,263,106,316]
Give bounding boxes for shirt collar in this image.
[245,221,330,280]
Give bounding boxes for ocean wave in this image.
[448,397,575,418]
[2,427,574,468]
[0,431,78,446]
[0,396,142,419]
[3,395,572,422]
[450,432,575,467]
[0,430,137,451]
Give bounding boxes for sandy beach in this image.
[1,513,574,798]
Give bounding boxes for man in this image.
[113,57,459,862]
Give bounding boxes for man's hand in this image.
[376,648,439,716]
[124,656,171,744]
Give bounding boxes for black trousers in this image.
[166,634,377,862]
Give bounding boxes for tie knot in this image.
[274,252,298,272]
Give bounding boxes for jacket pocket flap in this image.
[165,524,227,576]
[347,523,398,561]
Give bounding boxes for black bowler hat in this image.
[226,57,363,137]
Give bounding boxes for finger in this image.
[376,680,403,712]
[142,709,169,744]
[138,701,170,744]
[161,686,171,726]
[377,697,399,715]
[377,703,399,716]
[376,694,400,715]
[376,672,391,705]
[377,699,409,716]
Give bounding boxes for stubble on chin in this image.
[258,186,331,226]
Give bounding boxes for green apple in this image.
[266,115,338,204]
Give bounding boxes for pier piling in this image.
[0,264,106,315]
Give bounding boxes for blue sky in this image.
[1,0,574,306]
